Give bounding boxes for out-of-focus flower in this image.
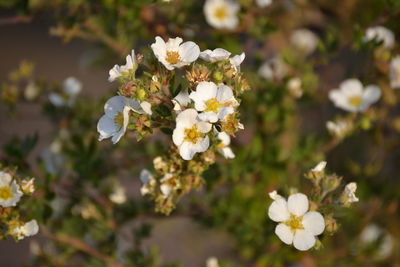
[329,79,381,113]
[49,77,82,107]
[97,96,150,144]
[229,52,245,74]
[140,169,156,196]
[290,28,319,55]
[11,220,39,240]
[172,109,212,160]
[216,131,235,159]
[268,193,325,251]
[206,257,220,267]
[109,183,127,204]
[268,190,282,200]
[326,119,353,138]
[341,182,359,205]
[41,139,64,175]
[258,56,289,81]
[360,224,394,260]
[389,55,400,89]
[24,81,39,100]
[0,171,23,207]
[200,48,231,62]
[364,26,395,49]
[151,36,200,70]
[287,77,303,98]
[256,0,272,7]
[190,81,237,123]
[108,50,137,82]
[204,0,240,30]
[20,178,35,194]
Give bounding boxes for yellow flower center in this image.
[205,98,223,112]
[348,96,362,108]
[214,6,227,20]
[0,186,13,200]
[114,112,124,129]
[285,214,304,232]
[166,51,181,64]
[184,125,203,144]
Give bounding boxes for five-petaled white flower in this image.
[290,28,319,55]
[256,0,272,7]
[151,36,200,70]
[200,48,231,62]
[49,77,82,107]
[139,169,156,196]
[172,109,212,160]
[268,193,325,251]
[390,56,400,89]
[12,220,39,240]
[0,171,23,207]
[329,79,381,113]
[343,182,359,203]
[364,26,395,49]
[216,131,235,159]
[108,50,137,82]
[204,0,240,30]
[190,81,237,123]
[97,96,151,144]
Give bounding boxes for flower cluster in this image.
[97,36,249,213]
[0,169,38,241]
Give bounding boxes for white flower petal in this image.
[287,193,309,216]
[275,223,294,245]
[216,85,234,103]
[97,115,117,141]
[179,41,200,63]
[172,128,185,146]
[63,77,82,96]
[140,101,152,115]
[293,230,316,251]
[268,198,290,222]
[302,211,325,236]
[179,141,197,160]
[361,85,381,108]
[340,79,363,96]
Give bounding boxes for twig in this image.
[0,15,32,26]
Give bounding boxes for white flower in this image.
[12,220,39,240]
[21,178,35,194]
[109,183,127,204]
[24,82,39,100]
[390,55,400,89]
[343,182,359,203]
[0,171,23,207]
[268,190,282,200]
[200,48,231,62]
[49,77,82,107]
[364,26,395,49]
[108,50,137,82]
[287,77,303,98]
[326,119,352,138]
[256,0,272,7]
[172,109,212,160]
[151,36,200,70]
[160,173,181,197]
[290,28,319,55]
[97,96,150,144]
[268,193,325,251]
[329,79,381,113]
[311,161,327,173]
[190,81,237,123]
[41,139,64,175]
[172,89,191,112]
[216,131,235,159]
[229,52,245,74]
[258,56,289,80]
[206,257,220,267]
[360,224,394,260]
[139,169,156,196]
[204,0,240,30]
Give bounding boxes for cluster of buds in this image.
[97,37,250,213]
[0,168,38,241]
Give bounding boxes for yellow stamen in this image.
[205,98,223,112]
[348,96,362,108]
[214,6,227,20]
[0,186,13,200]
[285,214,304,232]
[114,112,124,129]
[166,51,181,64]
[184,126,203,143]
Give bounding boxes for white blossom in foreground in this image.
[268,193,325,251]
[140,169,156,196]
[200,48,231,62]
[190,81,237,123]
[172,109,212,160]
[108,50,137,82]
[97,96,151,144]
[329,79,381,113]
[172,89,191,112]
[342,182,359,204]
[217,131,235,159]
[258,56,289,81]
[204,0,240,30]
[364,26,395,49]
[12,220,39,240]
[290,28,319,55]
[256,0,272,7]
[326,119,353,138]
[389,56,400,89]
[229,52,245,74]
[49,77,82,107]
[151,36,200,70]
[109,183,127,204]
[0,171,23,207]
